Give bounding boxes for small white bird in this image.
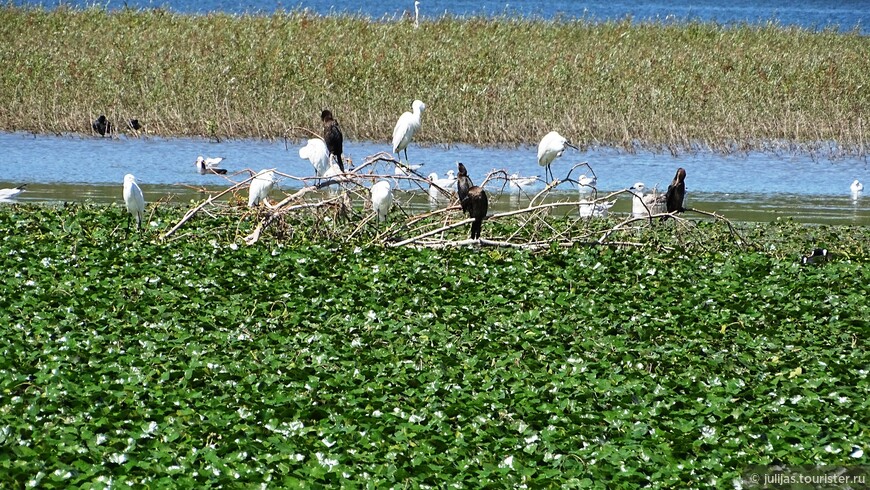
[299,138,331,177]
[392,99,426,162]
[195,156,227,175]
[629,182,666,217]
[0,184,27,201]
[537,131,577,183]
[370,180,394,222]
[507,173,538,193]
[427,170,456,199]
[579,200,614,218]
[248,170,277,207]
[851,179,864,199]
[122,174,145,230]
[577,174,597,195]
[414,0,420,28]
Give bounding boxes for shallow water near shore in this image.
[1,131,868,225]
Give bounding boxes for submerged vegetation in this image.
[0,203,868,486]
[0,6,868,154]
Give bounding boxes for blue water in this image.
[10,0,870,33]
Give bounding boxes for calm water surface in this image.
[11,0,869,33]
[1,132,867,225]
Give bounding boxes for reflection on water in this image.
[0,131,867,225]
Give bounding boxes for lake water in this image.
[1,132,867,225]
[10,0,870,34]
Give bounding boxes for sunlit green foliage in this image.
[0,6,867,154]
[1,204,868,486]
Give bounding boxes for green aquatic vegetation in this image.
[0,6,868,155]
[0,204,868,486]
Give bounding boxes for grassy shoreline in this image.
[1,6,868,155]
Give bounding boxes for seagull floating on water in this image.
[630,182,667,218]
[123,174,145,230]
[248,170,277,207]
[537,131,577,183]
[392,100,426,162]
[577,174,597,196]
[0,184,27,202]
[195,156,228,175]
[370,180,394,222]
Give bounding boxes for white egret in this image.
[414,0,420,28]
[0,184,27,201]
[321,110,345,172]
[195,156,228,175]
[537,131,577,182]
[370,180,394,222]
[123,174,145,230]
[851,179,864,199]
[248,170,277,207]
[392,100,426,162]
[507,173,538,193]
[299,138,331,177]
[629,182,666,218]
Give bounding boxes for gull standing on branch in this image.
[123,174,145,230]
[0,184,27,202]
[321,109,345,172]
[629,182,666,218]
[299,138,331,177]
[195,156,228,175]
[370,180,394,222]
[537,131,577,183]
[392,100,426,162]
[248,170,277,207]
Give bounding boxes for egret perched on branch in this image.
[392,100,426,162]
[123,174,145,230]
[370,180,394,222]
[664,168,687,216]
[93,115,112,137]
[457,162,488,240]
[299,138,331,177]
[537,131,577,183]
[248,170,277,207]
[0,184,27,202]
[195,156,228,175]
[321,109,345,172]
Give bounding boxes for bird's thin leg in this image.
[403,149,409,162]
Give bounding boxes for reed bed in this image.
[0,6,868,155]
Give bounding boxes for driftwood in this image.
[160,150,746,252]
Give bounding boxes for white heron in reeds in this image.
[392,99,426,162]
[370,180,394,222]
[123,174,145,230]
[195,156,227,175]
[629,182,666,218]
[851,179,864,200]
[0,184,27,202]
[507,173,538,193]
[537,130,577,183]
[299,138,331,177]
[248,170,277,207]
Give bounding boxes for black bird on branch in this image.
[663,167,687,220]
[92,115,112,136]
[457,162,488,240]
[321,109,344,172]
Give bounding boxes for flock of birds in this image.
[0,103,866,242]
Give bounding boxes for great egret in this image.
[507,173,538,193]
[195,156,228,175]
[414,0,420,28]
[629,182,666,218]
[851,179,864,200]
[299,138,331,177]
[665,168,687,215]
[537,131,576,182]
[392,100,426,162]
[321,110,345,172]
[801,248,828,265]
[93,115,112,137]
[123,174,145,230]
[0,184,27,202]
[370,180,394,222]
[248,170,277,207]
[456,162,488,239]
